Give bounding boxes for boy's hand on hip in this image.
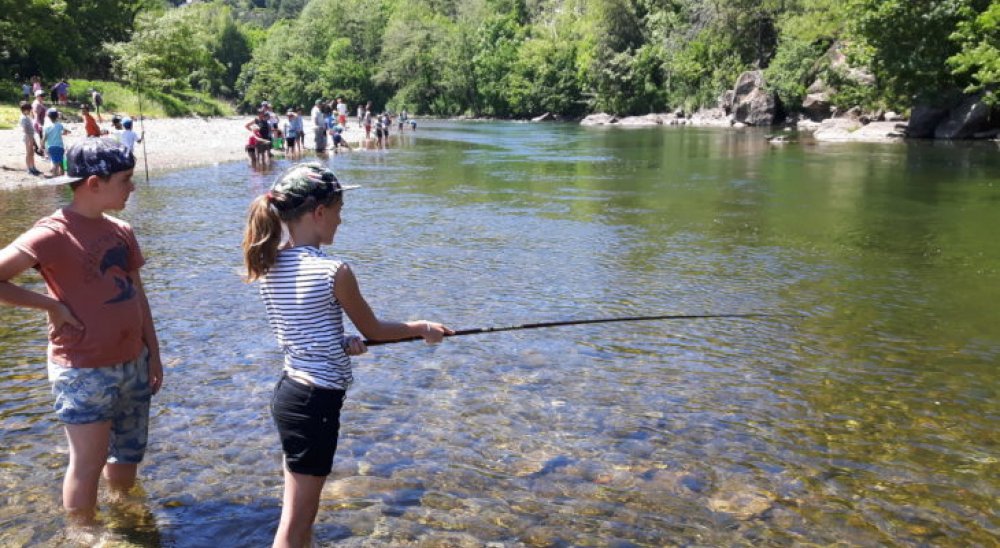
[48,303,83,332]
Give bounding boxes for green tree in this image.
[107,3,252,96]
[948,1,1000,102]
[472,10,526,116]
[0,0,156,81]
[376,2,454,113]
[507,36,585,116]
[237,19,328,109]
[846,0,984,104]
[586,0,659,114]
[761,0,845,110]
[212,15,254,95]
[237,0,389,111]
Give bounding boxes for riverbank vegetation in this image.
[2,0,997,119]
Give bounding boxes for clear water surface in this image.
[0,122,997,546]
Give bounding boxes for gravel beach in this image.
[0,115,369,191]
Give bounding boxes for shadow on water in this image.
[1,121,998,545]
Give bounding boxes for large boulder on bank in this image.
[802,92,832,121]
[934,95,993,139]
[719,90,735,114]
[851,121,906,142]
[812,118,862,141]
[907,105,950,138]
[688,108,731,127]
[733,71,763,101]
[580,113,618,126]
[731,71,779,126]
[811,118,904,142]
[618,114,663,126]
[734,89,778,126]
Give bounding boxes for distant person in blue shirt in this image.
[330,124,351,153]
[42,109,70,178]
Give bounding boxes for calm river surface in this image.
[0,122,997,547]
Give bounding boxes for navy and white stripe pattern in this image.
[259,246,352,390]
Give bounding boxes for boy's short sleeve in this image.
[11,225,59,266]
[122,225,146,272]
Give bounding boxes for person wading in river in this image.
[246,109,273,166]
[241,163,452,548]
[0,138,164,530]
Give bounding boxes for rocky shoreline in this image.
[576,110,917,144]
[574,65,999,144]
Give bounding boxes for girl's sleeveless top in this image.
[259,246,352,390]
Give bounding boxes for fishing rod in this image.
[136,70,150,182]
[363,312,784,347]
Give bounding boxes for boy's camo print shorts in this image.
[48,348,152,464]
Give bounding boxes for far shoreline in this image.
[0,115,376,192]
[3,114,997,192]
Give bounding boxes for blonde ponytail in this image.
[242,194,283,282]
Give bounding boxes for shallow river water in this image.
[0,122,997,547]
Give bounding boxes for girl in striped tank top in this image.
[242,163,452,548]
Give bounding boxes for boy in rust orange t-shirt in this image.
[0,138,163,527]
[81,103,100,137]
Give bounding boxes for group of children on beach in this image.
[246,98,417,166]
[19,89,141,179]
[0,137,450,547]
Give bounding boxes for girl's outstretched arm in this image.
[334,263,451,343]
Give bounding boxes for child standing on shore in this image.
[242,163,451,548]
[0,138,164,527]
[19,102,42,176]
[119,118,143,156]
[42,109,70,178]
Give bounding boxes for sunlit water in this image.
[0,122,997,547]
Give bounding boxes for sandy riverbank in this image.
[0,116,374,191]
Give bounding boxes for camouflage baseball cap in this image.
[267,163,359,211]
[49,137,136,185]
[271,163,359,192]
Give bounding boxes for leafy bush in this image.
[949,1,1000,103]
[106,3,251,97]
[765,38,828,111]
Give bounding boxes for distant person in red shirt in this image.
[81,104,100,137]
[246,128,270,166]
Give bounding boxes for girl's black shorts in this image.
[271,375,346,476]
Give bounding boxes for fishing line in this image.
[363,313,787,347]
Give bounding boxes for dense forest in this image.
[2,0,998,119]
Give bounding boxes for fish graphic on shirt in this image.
[99,242,135,304]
